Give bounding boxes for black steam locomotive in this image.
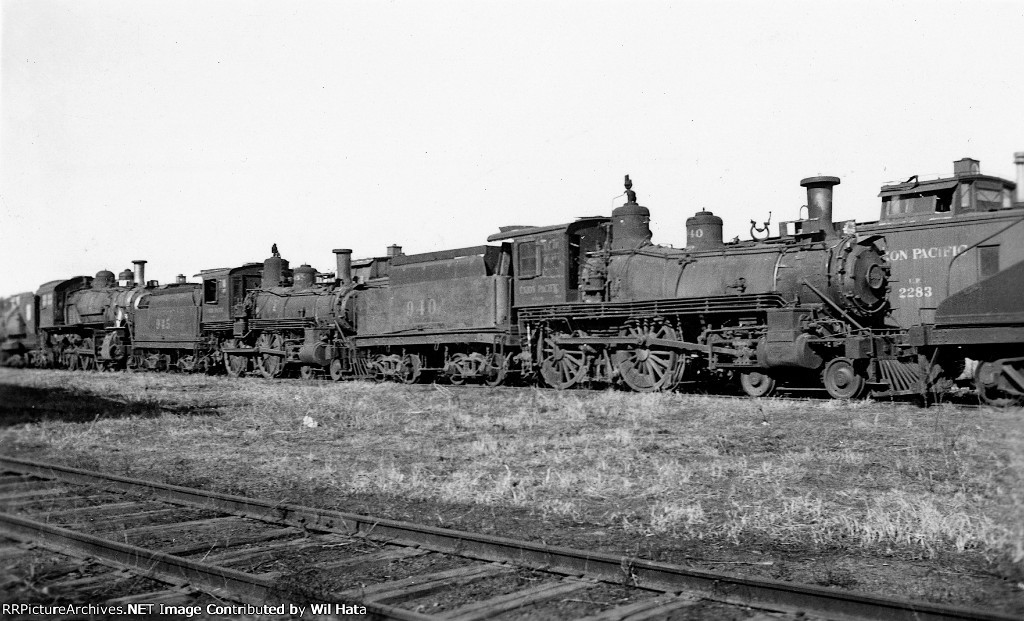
[4,154,1022,405]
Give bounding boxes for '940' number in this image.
[898,286,932,298]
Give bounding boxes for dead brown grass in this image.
[2,368,1022,576]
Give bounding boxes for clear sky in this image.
[1,0,1022,295]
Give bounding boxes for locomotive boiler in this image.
[492,175,906,398]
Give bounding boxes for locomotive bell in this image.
[92,270,115,289]
[610,176,653,251]
[293,264,316,290]
[685,210,724,250]
[800,176,840,237]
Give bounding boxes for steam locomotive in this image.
[3,153,1022,404]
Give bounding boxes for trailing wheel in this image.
[540,336,587,389]
[823,357,867,399]
[739,371,776,398]
[614,325,679,392]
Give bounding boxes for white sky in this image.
[1,0,1022,294]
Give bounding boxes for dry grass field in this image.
[1,368,1022,613]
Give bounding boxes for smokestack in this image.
[387,244,402,258]
[800,176,840,237]
[333,249,352,285]
[132,260,147,288]
[1015,152,1024,203]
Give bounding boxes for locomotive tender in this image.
[3,153,1022,404]
[857,155,1024,405]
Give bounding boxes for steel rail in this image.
[0,511,431,621]
[0,455,1014,621]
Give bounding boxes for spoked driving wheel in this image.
[540,336,587,389]
[256,333,286,379]
[224,339,248,378]
[614,324,679,392]
[79,339,95,371]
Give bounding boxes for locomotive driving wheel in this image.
[256,333,285,379]
[739,371,777,398]
[614,324,679,392]
[823,357,867,399]
[224,339,248,378]
[79,338,95,371]
[540,335,587,389]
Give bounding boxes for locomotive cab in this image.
[195,263,263,328]
[487,217,609,306]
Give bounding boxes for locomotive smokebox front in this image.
[685,210,724,250]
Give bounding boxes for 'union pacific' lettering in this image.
[885,244,968,261]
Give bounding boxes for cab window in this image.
[203,279,218,303]
[518,241,540,277]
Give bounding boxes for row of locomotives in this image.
[893,153,1024,406]
[0,292,39,367]
[352,243,518,385]
[216,246,367,380]
[494,175,904,398]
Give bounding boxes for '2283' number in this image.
[898,286,932,298]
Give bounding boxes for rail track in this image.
[0,456,1012,620]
